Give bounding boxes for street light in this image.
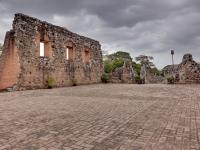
[171,50,175,77]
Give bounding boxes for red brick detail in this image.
[0,34,20,90]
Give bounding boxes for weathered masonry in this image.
[0,13,103,90]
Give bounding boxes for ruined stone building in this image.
[177,54,200,83]
[109,60,135,84]
[162,64,179,77]
[162,54,200,83]
[140,65,164,84]
[0,13,103,90]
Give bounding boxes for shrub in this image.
[101,73,109,83]
[112,59,124,70]
[71,78,77,86]
[167,76,175,84]
[132,62,141,77]
[104,59,124,73]
[150,67,161,76]
[104,63,113,73]
[135,76,144,84]
[47,77,55,89]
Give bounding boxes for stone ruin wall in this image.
[0,13,103,90]
[177,54,200,83]
[109,60,135,84]
[140,65,164,84]
[0,31,20,90]
[162,54,200,84]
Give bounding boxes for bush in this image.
[101,73,109,83]
[135,76,144,84]
[47,77,55,89]
[112,59,124,70]
[132,62,141,77]
[71,78,77,86]
[104,59,124,73]
[167,76,175,84]
[104,63,113,73]
[150,67,161,76]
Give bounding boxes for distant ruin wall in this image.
[162,54,200,84]
[140,65,164,84]
[109,60,135,84]
[177,54,200,83]
[0,13,103,90]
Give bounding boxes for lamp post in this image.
[171,50,175,78]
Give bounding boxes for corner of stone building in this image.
[0,29,21,91]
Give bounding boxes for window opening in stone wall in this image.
[37,26,52,58]
[84,48,90,63]
[66,48,69,60]
[66,47,74,60]
[40,42,45,57]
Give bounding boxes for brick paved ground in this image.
[0,84,200,150]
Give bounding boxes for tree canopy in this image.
[132,62,141,77]
[103,51,132,73]
[0,43,3,50]
[108,51,132,61]
[0,43,3,55]
[135,55,154,68]
[103,52,161,76]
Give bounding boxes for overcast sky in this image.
[0,0,200,68]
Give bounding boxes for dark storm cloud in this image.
[1,0,200,68]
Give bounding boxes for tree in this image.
[108,51,132,61]
[103,51,132,73]
[0,43,3,55]
[149,67,161,76]
[104,60,113,73]
[135,55,161,77]
[0,43,3,50]
[132,62,141,77]
[135,55,155,68]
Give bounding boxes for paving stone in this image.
[0,84,200,150]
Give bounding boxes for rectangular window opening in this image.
[40,42,45,57]
[85,50,90,63]
[66,48,69,60]
[66,47,74,60]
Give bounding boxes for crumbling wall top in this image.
[182,53,193,63]
[14,13,100,45]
